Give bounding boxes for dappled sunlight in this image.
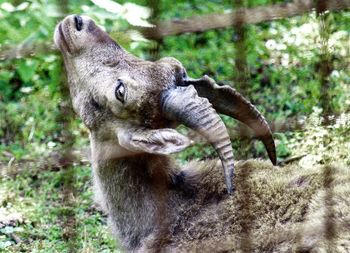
[288,107,350,166]
[265,13,349,68]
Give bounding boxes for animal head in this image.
[54,15,276,193]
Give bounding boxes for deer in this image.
[54,15,350,252]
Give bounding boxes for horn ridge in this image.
[161,85,235,194]
[184,76,277,165]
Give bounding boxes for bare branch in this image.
[0,41,56,61]
[141,0,350,40]
[1,0,349,60]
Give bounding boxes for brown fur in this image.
[53,16,350,252]
[92,155,350,252]
[162,160,350,252]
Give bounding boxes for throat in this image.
[97,154,172,187]
[92,154,175,249]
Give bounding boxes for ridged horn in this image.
[161,85,235,194]
[183,76,277,165]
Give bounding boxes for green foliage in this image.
[288,108,350,166]
[0,165,117,252]
[0,0,349,251]
[158,10,349,161]
[0,0,348,162]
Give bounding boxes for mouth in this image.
[56,23,72,54]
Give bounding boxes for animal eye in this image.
[115,79,126,103]
[182,70,187,80]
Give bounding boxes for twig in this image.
[141,0,350,39]
[1,0,349,60]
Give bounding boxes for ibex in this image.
[54,15,350,252]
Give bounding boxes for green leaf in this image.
[17,59,38,83]
[0,226,15,234]
[0,240,12,249]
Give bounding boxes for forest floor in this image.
[0,156,119,252]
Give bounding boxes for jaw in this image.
[90,138,141,162]
[54,15,120,59]
[54,18,74,56]
[55,23,73,55]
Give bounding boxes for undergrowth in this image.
[0,164,118,252]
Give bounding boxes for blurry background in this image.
[0,0,349,252]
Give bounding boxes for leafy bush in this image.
[288,108,350,167]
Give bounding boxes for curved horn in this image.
[183,76,277,165]
[161,85,235,194]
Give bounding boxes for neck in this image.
[91,140,175,249]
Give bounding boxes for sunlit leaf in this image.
[126,30,149,42]
[0,2,15,12]
[90,0,122,14]
[90,0,154,27]
[16,2,29,11]
[43,4,62,18]
[122,3,154,27]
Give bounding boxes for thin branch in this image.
[1,0,349,60]
[0,41,56,61]
[141,0,350,40]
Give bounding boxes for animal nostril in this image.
[74,15,83,31]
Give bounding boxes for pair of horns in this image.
[161,75,276,194]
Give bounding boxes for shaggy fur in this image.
[165,160,350,252]
[53,15,350,252]
[93,155,350,252]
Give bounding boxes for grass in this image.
[0,2,348,251]
[0,161,119,252]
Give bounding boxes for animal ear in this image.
[118,128,191,155]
